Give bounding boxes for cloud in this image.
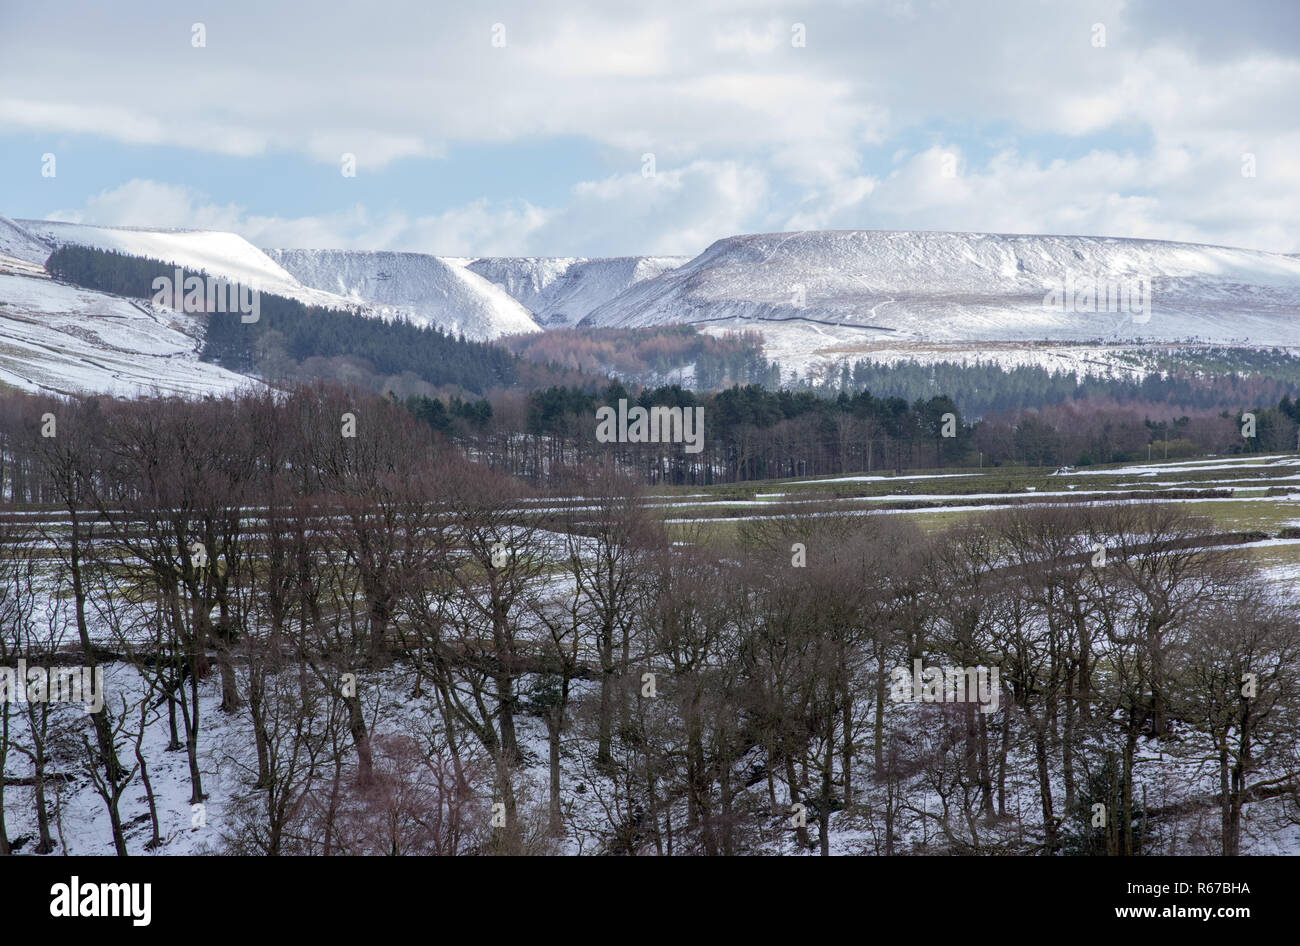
[831,142,1300,252]
[5,0,1299,251]
[50,160,765,257]
[534,160,768,255]
[50,179,246,230]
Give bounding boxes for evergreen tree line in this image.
[826,355,1300,418]
[412,380,1300,485]
[203,303,519,396]
[439,382,971,485]
[45,245,524,396]
[502,324,780,390]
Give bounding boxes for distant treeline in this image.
[451,382,970,483]
[502,324,781,390]
[0,374,1294,499]
[821,354,1300,417]
[505,329,1300,417]
[410,381,1300,485]
[976,397,1300,468]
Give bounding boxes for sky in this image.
[1,0,1298,258]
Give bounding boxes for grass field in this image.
[649,454,1300,573]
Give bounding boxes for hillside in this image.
[18,220,359,311]
[0,215,51,267]
[580,230,1300,376]
[266,249,541,340]
[0,269,252,397]
[466,256,686,327]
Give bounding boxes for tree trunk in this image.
[1035,724,1056,853]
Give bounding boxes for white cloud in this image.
[713,19,784,55]
[518,19,672,78]
[5,0,1299,251]
[50,161,764,257]
[539,160,768,255]
[50,179,246,230]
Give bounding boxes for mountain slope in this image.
[267,249,541,340]
[18,220,359,311]
[465,256,687,327]
[0,215,52,267]
[0,270,253,397]
[582,230,1300,350]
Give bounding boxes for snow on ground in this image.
[663,494,1300,523]
[785,472,985,485]
[465,256,688,328]
[585,230,1300,380]
[20,220,359,312]
[0,215,51,266]
[2,662,232,856]
[13,654,1296,856]
[0,272,254,397]
[5,500,1299,856]
[585,230,1300,339]
[266,249,541,340]
[1054,455,1300,476]
[701,321,1166,381]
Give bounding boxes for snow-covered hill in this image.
[0,269,253,397]
[267,249,542,340]
[10,218,1300,395]
[0,215,52,268]
[580,230,1300,373]
[19,220,360,312]
[465,256,687,327]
